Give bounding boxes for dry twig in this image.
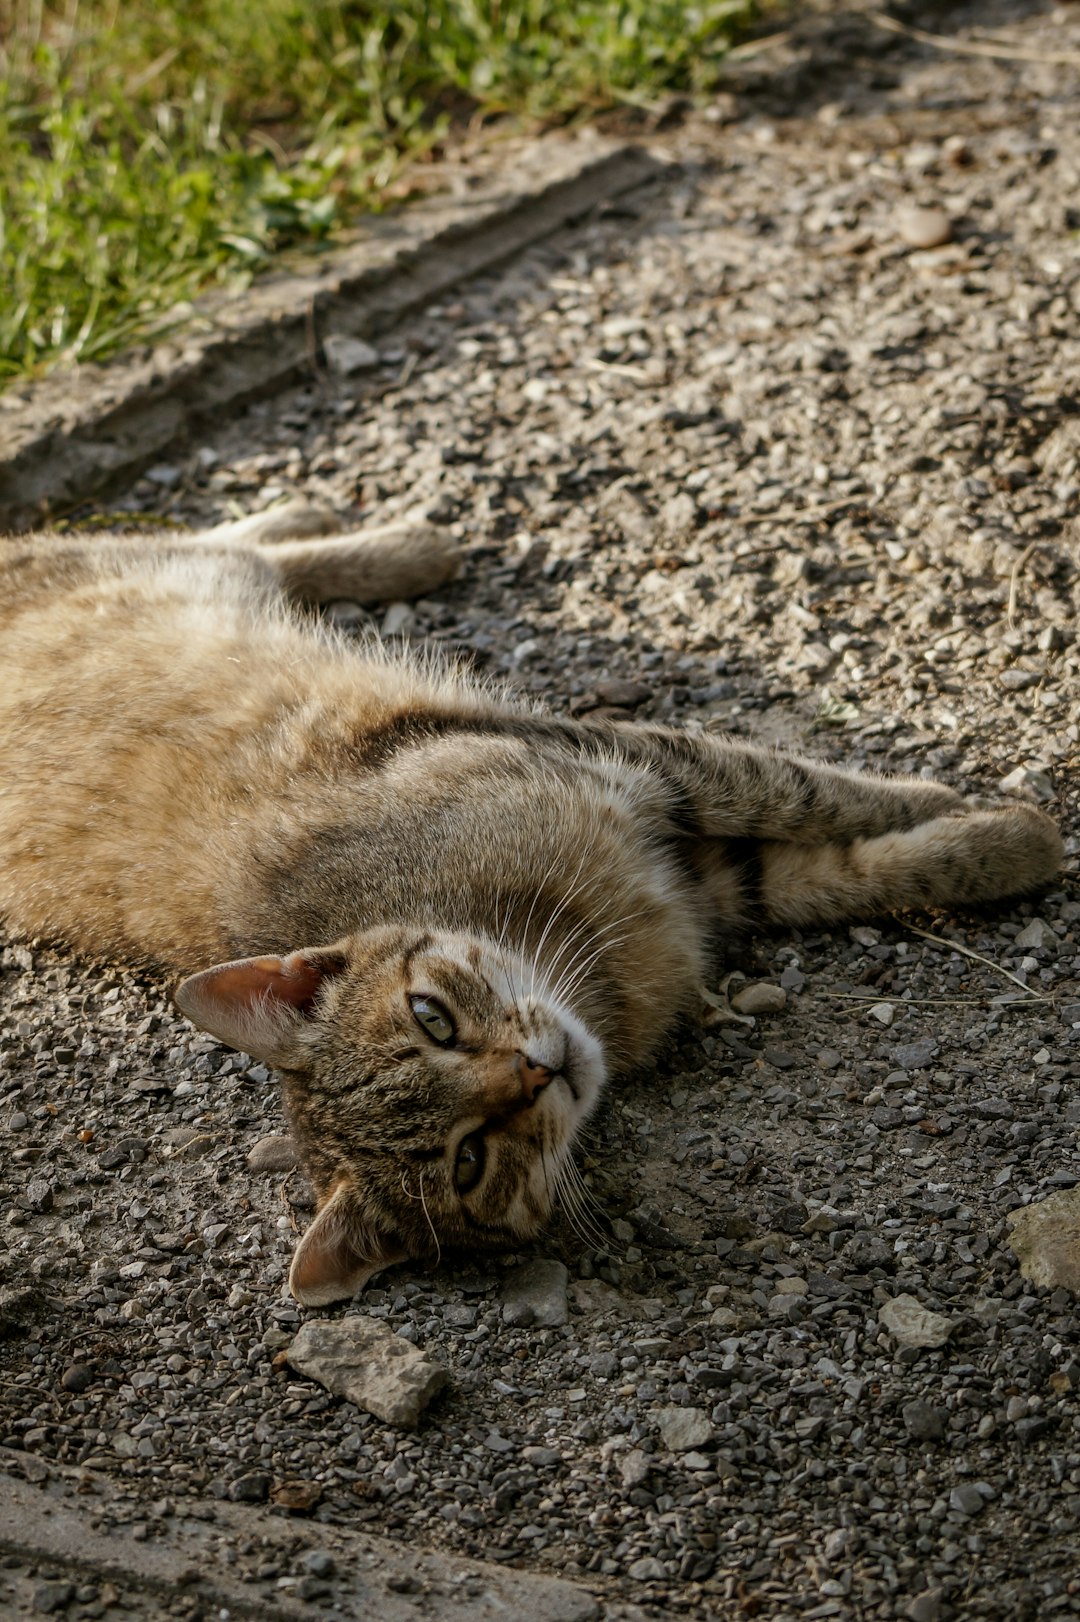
[868,12,1080,68]
[902,920,1051,1002]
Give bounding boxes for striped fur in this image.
[0,507,1062,1301]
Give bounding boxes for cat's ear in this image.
[288,1184,406,1306]
[174,945,348,1065]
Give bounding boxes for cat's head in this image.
[174,926,606,1304]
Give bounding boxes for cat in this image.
[0,500,1063,1306]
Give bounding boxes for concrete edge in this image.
[0,1458,602,1621]
[0,137,663,531]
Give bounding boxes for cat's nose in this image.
[517,1053,553,1103]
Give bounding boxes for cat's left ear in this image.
[174,945,348,1066]
[289,1184,407,1305]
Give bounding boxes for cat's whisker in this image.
[538,913,596,1004]
[568,1162,612,1245]
[487,894,523,1008]
[560,919,637,981]
[555,931,633,1008]
[525,831,609,1006]
[570,1205,611,1259]
[527,848,593,1001]
[400,1168,442,1267]
[552,1167,594,1250]
[418,1170,442,1269]
[546,903,653,1005]
[518,848,565,994]
[555,1158,610,1252]
[547,927,625,1013]
[493,886,516,961]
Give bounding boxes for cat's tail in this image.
[264,523,461,605]
[190,498,460,605]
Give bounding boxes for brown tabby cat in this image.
[0,503,1063,1305]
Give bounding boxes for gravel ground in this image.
[3,3,1080,1619]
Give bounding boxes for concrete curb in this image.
[0,136,661,532]
[0,1460,602,1621]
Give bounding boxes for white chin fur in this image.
[551,999,607,1121]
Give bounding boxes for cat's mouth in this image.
[552,1014,605,1121]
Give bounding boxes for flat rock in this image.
[999,764,1054,802]
[501,1258,569,1327]
[902,1399,948,1441]
[1014,918,1056,952]
[730,982,787,1015]
[593,677,653,708]
[654,1406,714,1451]
[1006,1189,1080,1291]
[879,1294,954,1350]
[891,1040,937,1071]
[287,1317,448,1427]
[322,334,380,374]
[896,204,953,249]
[247,1134,301,1172]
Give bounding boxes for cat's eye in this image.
[454,1134,485,1194]
[409,994,455,1046]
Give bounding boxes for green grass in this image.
[0,0,754,385]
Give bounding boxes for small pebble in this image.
[302,1550,336,1578]
[731,982,787,1016]
[594,678,653,708]
[322,334,380,374]
[628,1557,667,1582]
[949,1483,988,1518]
[655,1406,714,1451]
[896,204,954,249]
[901,1399,947,1441]
[1014,918,1055,952]
[32,1581,74,1615]
[247,1134,301,1172]
[229,1471,271,1503]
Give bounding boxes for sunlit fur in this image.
[0,512,1064,1301]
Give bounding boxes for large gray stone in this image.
[878,1295,954,1350]
[1006,1189,1080,1291]
[287,1317,448,1428]
[654,1407,714,1452]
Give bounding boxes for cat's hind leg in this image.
[260,522,461,605]
[610,725,966,842]
[755,803,1063,927]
